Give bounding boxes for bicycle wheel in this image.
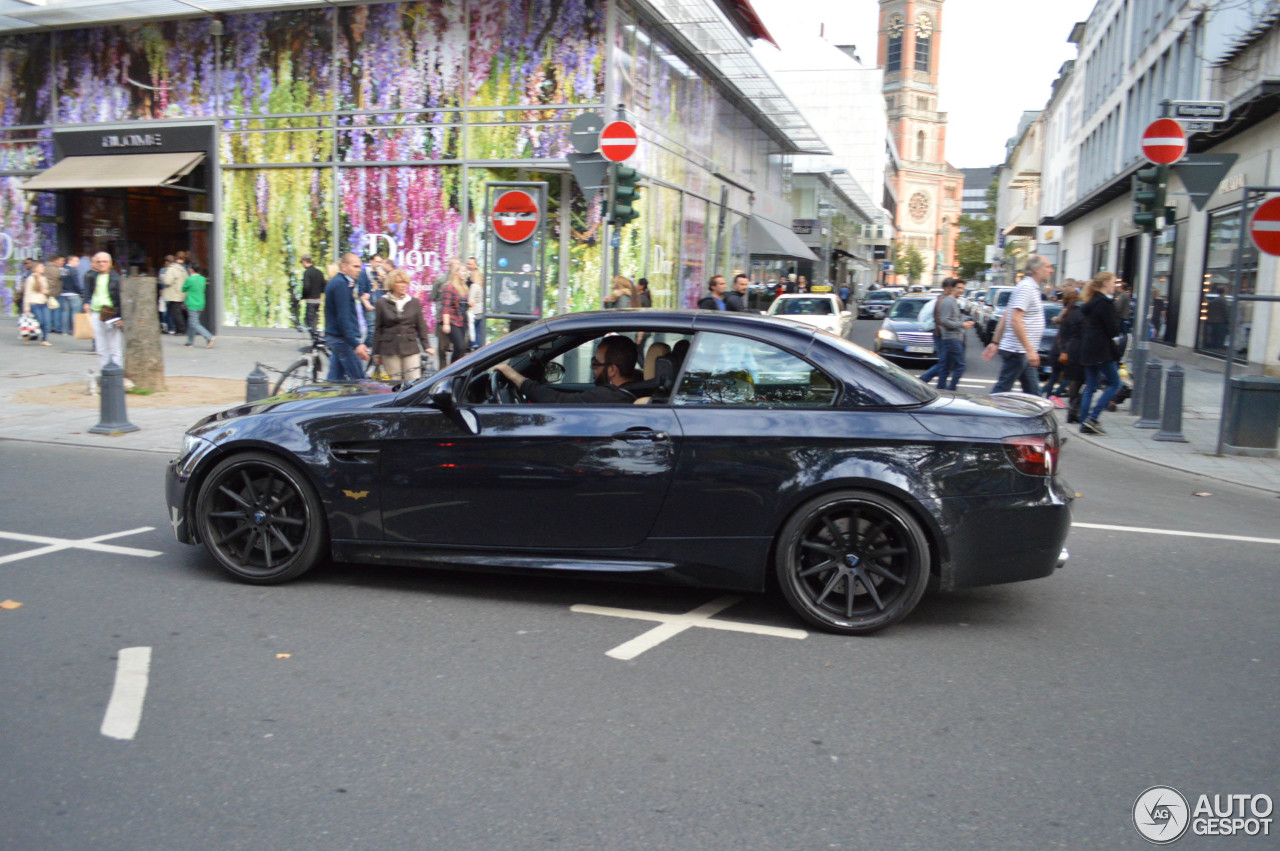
[271,358,319,395]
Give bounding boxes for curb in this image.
[1066,421,1280,496]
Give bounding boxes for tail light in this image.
[1003,433,1059,476]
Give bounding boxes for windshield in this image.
[996,289,1013,307]
[772,297,834,316]
[889,299,928,320]
[866,292,895,302]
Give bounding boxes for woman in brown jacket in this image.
[372,269,434,382]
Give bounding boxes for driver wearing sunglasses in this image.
[494,335,647,403]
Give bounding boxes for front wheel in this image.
[272,357,319,395]
[775,490,930,635]
[195,451,327,584]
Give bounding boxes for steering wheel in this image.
[489,368,519,404]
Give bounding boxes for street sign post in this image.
[484,182,547,321]
[599,121,638,162]
[569,112,605,154]
[1249,196,1280,256]
[1169,100,1229,122]
[1141,118,1186,165]
[490,189,540,244]
[1173,153,1239,211]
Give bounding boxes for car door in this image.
[378,382,683,552]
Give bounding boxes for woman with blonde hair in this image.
[1077,271,1122,435]
[437,265,471,365]
[22,261,52,345]
[607,275,634,309]
[373,268,434,382]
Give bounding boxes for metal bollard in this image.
[89,361,139,434]
[1154,363,1190,443]
[1134,358,1163,429]
[245,363,270,403]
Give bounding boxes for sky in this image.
[749,0,1099,168]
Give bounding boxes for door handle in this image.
[611,428,668,441]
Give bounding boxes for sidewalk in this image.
[1064,345,1280,494]
[2,320,1279,493]
[0,322,313,456]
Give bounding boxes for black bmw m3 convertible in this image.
[167,310,1071,635]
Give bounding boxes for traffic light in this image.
[607,164,642,227]
[1132,165,1169,232]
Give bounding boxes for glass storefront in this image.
[0,0,784,326]
[1197,204,1258,361]
[1150,223,1181,345]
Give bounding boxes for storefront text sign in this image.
[101,133,164,149]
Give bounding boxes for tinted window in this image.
[1043,303,1063,321]
[996,290,1013,307]
[818,334,937,405]
[673,333,836,408]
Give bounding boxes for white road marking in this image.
[0,527,161,565]
[100,647,152,741]
[571,595,808,660]
[1072,522,1280,546]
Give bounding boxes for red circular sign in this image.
[599,121,638,162]
[1250,196,1280,256]
[1141,118,1186,165]
[491,190,539,243]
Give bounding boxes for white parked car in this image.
[766,293,853,338]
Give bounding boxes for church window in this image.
[914,14,933,72]
[886,14,904,72]
[916,130,926,161]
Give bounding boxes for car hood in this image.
[191,381,399,428]
[882,318,927,332]
[773,313,841,330]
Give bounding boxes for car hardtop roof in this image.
[538,307,820,343]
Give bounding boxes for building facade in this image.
[1039,0,1280,374]
[876,0,963,286]
[0,0,820,328]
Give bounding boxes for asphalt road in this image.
[2,334,1278,850]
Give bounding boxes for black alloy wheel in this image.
[195,451,326,584]
[776,490,929,634]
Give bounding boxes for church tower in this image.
[877,0,964,285]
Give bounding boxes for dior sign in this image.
[101,133,163,149]
[365,233,440,272]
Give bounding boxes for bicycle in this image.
[271,324,330,395]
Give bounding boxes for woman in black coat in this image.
[1053,289,1086,422]
[1077,271,1121,435]
[372,269,434,382]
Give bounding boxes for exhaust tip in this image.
[1056,548,1069,570]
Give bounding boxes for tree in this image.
[893,243,926,285]
[955,213,995,279]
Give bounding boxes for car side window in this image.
[672,333,836,408]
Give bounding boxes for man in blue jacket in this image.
[324,253,369,381]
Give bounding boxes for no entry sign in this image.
[599,121,638,162]
[1250,196,1280,256]
[491,189,540,243]
[1142,118,1186,165]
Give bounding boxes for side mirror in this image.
[431,389,456,411]
[429,384,479,435]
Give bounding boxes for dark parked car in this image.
[859,289,897,319]
[167,310,1071,635]
[1037,302,1064,379]
[874,296,938,365]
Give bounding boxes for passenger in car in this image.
[494,335,650,403]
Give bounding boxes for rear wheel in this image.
[195,452,326,584]
[775,490,929,634]
[272,358,319,395]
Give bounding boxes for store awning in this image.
[22,152,204,191]
[748,216,819,261]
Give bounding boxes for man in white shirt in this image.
[985,255,1052,394]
